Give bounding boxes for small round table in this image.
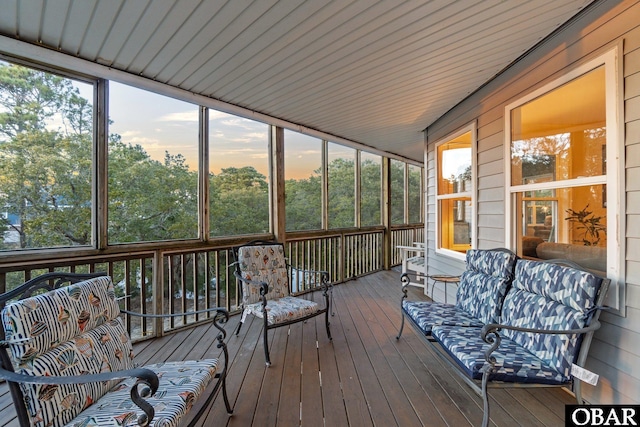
[427,275,460,303]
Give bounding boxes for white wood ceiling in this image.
[0,0,594,162]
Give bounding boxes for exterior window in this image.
[435,127,474,256]
[328,143,355,229]
[0,61,94,251]
[108,82,199,244]
[360,152,382,226]
[285,130,322,231]
[390,159,405,224]
[209,110,269,236]
[408,164,422,224]
[507,50,620,308]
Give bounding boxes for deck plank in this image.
[0,269,577,427]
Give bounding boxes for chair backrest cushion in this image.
[237,244,290,304]
[455,249,517,324]
[501,259,603,378]
[1,275,134,427]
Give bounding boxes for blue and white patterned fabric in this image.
[66,359,219,427]
[401,249,516,335]
[1,276,220,427]
[500,259,603,379]
[454,249,517,325]
[402,301,485,334]
[431,325,568,384]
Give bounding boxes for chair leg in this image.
[574,379,583,404]
[235,319,244,336]
[481,369,491,427]
[263,319,271,367]
[325,309,332,341]
[396,312,405,340]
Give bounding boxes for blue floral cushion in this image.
[500,259,603,378]
[455,249,517,324]
[401,300,485,334]
[432,325,568,384]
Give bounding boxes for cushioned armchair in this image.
[0,272,233,427]
[233,241,332,366]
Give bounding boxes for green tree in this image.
[0,63,92,249]
[328,157,355,228]
[210,166,269,236]
[286,173,322,231]
[108,139,198,243]
[390,160,405,224]
[361,158,381,226]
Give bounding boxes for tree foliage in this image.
[0,63,92,249]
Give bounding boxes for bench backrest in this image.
[501,259,605,378]
[235,243,290,305]
[456,249,517,324]
[1,275,134,427]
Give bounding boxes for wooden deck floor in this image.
[0,269,575,426]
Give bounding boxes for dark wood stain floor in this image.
[0,269,575,426]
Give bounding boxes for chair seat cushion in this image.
[432,325,568,385]
[402,301,484,334]
[66,359,219,427]
[246,296,319,325]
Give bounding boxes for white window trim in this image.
[504,45,624,313]
[434,122,477,261]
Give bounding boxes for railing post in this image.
[382,157,391,271]
[153,251,164,338]
[271,126,286,243]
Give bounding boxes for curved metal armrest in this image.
[121,307,230,340]
[400,273,411,299]
[480,321,602,367]
[0,365,159,426]
[233,271,269,296]
[481,320,601,340]
[120,306,229,321]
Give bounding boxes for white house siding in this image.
[424,0,640,404]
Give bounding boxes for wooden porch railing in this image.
[0,225,422,341]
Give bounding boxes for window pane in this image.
[327,143,355,229]
[209,110,269,236]
[437,132,471,195]
[511,67,606,186]
[439,198,472,251]
[360,152,381,226]
[517,185,606,273]
[0,61,93,251]
[390,159,405,224]
[108,82,199,243]
[285,131,322,231]
[408,164,422,223]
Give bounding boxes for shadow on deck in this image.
[0,270,574,426]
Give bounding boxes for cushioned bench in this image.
[396,249,609,427]
[0,273,233,427]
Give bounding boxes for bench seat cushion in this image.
[401,301,484,334]
[431,325,568,385]
[67,359,219,427]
